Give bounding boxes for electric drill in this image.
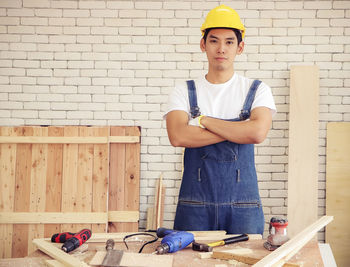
[61,229,91,253]
[155,228,194,254]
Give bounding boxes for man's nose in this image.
[217,42,225,53]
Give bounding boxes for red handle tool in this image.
[51,232,75,243]
[61,229,91,253]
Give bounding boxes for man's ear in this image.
[237,41,244,55]
[200,38,206,52]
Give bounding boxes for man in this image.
[165,5,276,234]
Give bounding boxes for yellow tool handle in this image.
[208,240,225,247]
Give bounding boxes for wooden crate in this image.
[0,126,140,258]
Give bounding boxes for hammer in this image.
[192,234,249,252]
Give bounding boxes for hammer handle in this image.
[208,234,248,247]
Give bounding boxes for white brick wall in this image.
[1,0,349,240]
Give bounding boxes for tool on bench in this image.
[154,227,194,254]
[264,217,289,251]
[51,232,75,243]
[57,228,91,253]
[101,239,124,267]
[192,233,249,252]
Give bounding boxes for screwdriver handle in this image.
[106,239,115,251]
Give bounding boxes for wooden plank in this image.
[124,126,140,231]
[61,127,79,233]
[28,127,48,254]
[0,127,16,258]
[92,127,109,233]
[326,122,350,267]
[252,216,333,267]
[108,211,139,222]
[109,126,127,232]
[76,126,94,231]
[89,251,173,267]
[44,127,64,242]
[0,135,139,144]
[12,126,33,257]
[0,212,108,224]
[287,65,319,238]
[32,238,88,267]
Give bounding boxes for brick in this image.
[67,111,93,119]
[22,35,49,43]
[90,9,118,17]
[9,92,36,101]
[65,77,91,85]
[78,102,105,111]
[27,68,52,77]
[8,25,34,34]
[21,17,48,26]
[63,10,91,18]
[79,1,106,9]
[35,9,62,17]
[66,44,91,52]
[64,26,90,35]
[51,1,78,8]
[147,10,174,19]
[0,17,19,25]
[0,0,22,8]
[7,8,33,17]
[49,18,75,26]
[106,1,134,9]
[135,2,162,9]
[36,26,62,35]
[12,110,38,118]
[23,0,50,8]
[304,1,332,9]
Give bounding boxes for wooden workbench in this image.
[0,238,324,267]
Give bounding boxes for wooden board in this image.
[0,126,140,258]
[287,65,319,238]
[108,126,140,232]
[326,122,350,267]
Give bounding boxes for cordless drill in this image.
[51,229,92,253]
[155,228,194,254]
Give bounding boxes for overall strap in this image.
[186,80,201,118]
[239,79,262,120]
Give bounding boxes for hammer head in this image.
[192,241,213,252]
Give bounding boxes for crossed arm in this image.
[166,107,272,148]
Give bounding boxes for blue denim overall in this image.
[173,80,265,234]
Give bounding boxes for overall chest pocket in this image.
[201,141,239,162]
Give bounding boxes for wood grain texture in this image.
[109,126,126,232]
[0,127,16,258]
[326,122,350,267]
[44,127,64,242]
[28,127,48,254]
[12,127,33,257]
[0,126,140,258]
[287,65,319,238]
[92,127,109,233]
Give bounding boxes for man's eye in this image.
[227,41,234,45]
[210,39,217,43]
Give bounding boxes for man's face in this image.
[200,28,244,72]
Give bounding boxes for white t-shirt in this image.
[165,73,276,120]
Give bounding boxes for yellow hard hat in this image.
[201,5,245,39]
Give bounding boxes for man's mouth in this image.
[215,57,227,62]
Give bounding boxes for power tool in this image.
[154,227,194,254]
[60,229,91,253]
[264,217,289,251]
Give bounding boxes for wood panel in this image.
[287,65,319,238]
[326,122,350,267]
[0,126,140,258]
[0,127,16,258]
[108,126,140,232]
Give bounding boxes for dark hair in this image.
[203,28,242,45]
